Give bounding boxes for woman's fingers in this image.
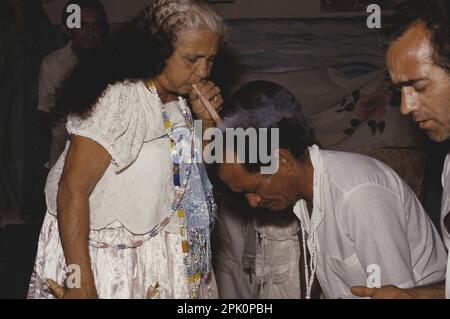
[192,84,222,124]
[46,279,66,299]
[203,86,221,101]
[194,81,220,100]
[211,95,223,113]
[193,82,222,111]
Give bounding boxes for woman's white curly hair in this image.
[143,0,228,41]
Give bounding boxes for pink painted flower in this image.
[356,91,392,120]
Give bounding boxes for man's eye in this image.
[415,84,427,92]
[187,57,197,63]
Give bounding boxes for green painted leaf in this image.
[352,90,360,103]
[351,119,361,127]
[343,128,355,136]
[367,120,377,135]
[378,121,386,134]
[345,103,355,112]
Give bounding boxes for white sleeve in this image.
[339,185,418,288]
[37,57,56,113]
[66,82,149,172]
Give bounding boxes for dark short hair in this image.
[381,0,450,73]
[220,81,316,174]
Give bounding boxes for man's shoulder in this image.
[321,149,389,177]
[320,149,401,195]
[42,43,74,67]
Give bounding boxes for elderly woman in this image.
[27,0,227,299]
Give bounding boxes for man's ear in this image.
[276,149,296,172]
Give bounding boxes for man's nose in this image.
[400,87,419,115]
[245,193,262,208]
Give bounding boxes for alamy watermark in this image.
[366,4,381,29]
[65,4,81,29]
[366,264,381,288]
[176,120,280,174]
[66,264,81,289]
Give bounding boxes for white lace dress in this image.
[27,81,217,299]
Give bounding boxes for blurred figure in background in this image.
[0,0,56,219]
[38,0,108,169]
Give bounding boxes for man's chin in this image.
[427,130,450,142]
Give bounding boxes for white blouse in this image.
[44,80,188,234]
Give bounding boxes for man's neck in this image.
[71,41,82,58]
[295,153,314,203]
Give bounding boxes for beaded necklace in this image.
[300,223,317,299]
[145,79,202,298]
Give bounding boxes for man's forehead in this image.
[218,162,245,179]
[386,24,434,82]
[81,7,103,21]
[218,162,257,189]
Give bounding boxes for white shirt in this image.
[44,81,188,234]
[38,41,79,167]
[38,41,78,113]
[440,154,450,298]
[294,145,447,299]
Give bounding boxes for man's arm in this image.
[56,135,111,299]
[340,185,418,288]
[343,185,447,299]
[351,282,445,299]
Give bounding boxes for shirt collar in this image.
[293,144,324,234]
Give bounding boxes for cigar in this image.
[192,84,222,125]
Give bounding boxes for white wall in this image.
[42,0,375,25]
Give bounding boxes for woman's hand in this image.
[56,135,110,300]
[46,279,98,299]
[189,81,223,123]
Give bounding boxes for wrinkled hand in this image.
[47,278,160,299]
[46,279,98,299]
[189,81,223,124]
[147,282,160,299]
[351,285,418,299]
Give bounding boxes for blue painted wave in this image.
[226,18,385,77]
